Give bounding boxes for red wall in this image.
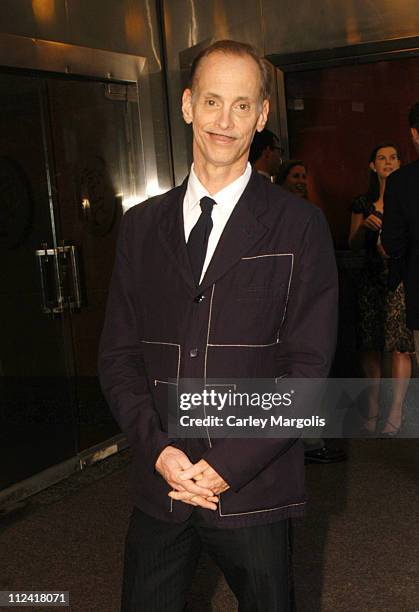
[286,56,419,248]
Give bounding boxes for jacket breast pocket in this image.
[236,254,293,302]
[214,254,294,346]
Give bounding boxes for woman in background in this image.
[276,160,308,199]
[349,143,414,435]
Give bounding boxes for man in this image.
[99,40,338,611]
[382,102,419,366]
[249,127,283,180]
[279,159,345,463]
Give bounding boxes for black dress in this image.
[351,195,414,353]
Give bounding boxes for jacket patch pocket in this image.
[141,341,180,388]
[236,254,293,301]
[212,254,293,345]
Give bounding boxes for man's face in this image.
[182,52,269,171]
[266,138,283,176]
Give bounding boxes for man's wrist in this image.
[154,441,179,472]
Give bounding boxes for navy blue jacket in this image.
[382,159,419,329]
[98,170,338,528]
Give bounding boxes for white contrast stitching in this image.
[211,255,296,517]
[154,379,177,387]
[205,383,237,390]
[207,341,279,348]
[141,340,181,514]
[141,340,181,384]
[237,252,294,342]
[203,285,215,449]
[142,339,180,348]
[280,254,294,330]
[218,499,306,517]
[241,253,293,260]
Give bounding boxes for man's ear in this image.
[411,127,419,144]
[182,89,193,124]
[256,99,269,132]
[369,161,377,173]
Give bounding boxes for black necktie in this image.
[187,196,216,285]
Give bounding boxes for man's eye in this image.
[206,99,216,106]
[237,103,250,111]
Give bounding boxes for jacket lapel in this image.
[158,178,196,292]
[198,171,269,294]
[157,170,270,296]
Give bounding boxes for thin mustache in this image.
[206,131,236,139]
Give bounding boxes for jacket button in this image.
[189,348,199,358]
[194,295,205,303]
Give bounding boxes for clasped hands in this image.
[155,446,229,511]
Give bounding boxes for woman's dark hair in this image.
[366,143,401,202]
[276,160,306,185]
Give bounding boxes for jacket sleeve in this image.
[382,172,408,290]
[382,172,408,259]
[98,208,174,472]
[202,208,339,492]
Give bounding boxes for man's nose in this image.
[215,106,233,130]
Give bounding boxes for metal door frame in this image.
[0,32,159,198]
[268,36,419,161]
[0,34,150,510]
[268,35,419,72]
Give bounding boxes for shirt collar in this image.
[257,170,272,180]
[185,162,252,212]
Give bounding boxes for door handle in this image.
[35,243,83,314]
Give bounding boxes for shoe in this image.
[304,446,346,464]
[380,419,402,438]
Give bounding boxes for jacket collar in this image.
[158,170,270,296]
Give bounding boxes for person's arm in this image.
[348,212,367,250]
[98,208,176,471]
[200,208,339,492]
[349,210,382,251]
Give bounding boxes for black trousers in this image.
[122,507,294,612]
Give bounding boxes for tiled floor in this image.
[1,440,419,611]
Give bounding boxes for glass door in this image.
[0,71,144,492]
[45,77,144,451]
[0,74,76,490]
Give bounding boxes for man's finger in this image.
[168,490,219,503]
[172,477,214,497]
[167,482,186,492]
[179,461,207,481]
[168,491,218,510]
[176,455,195,470]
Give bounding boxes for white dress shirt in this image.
[257,170,272,181]
[183,163,252,283]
